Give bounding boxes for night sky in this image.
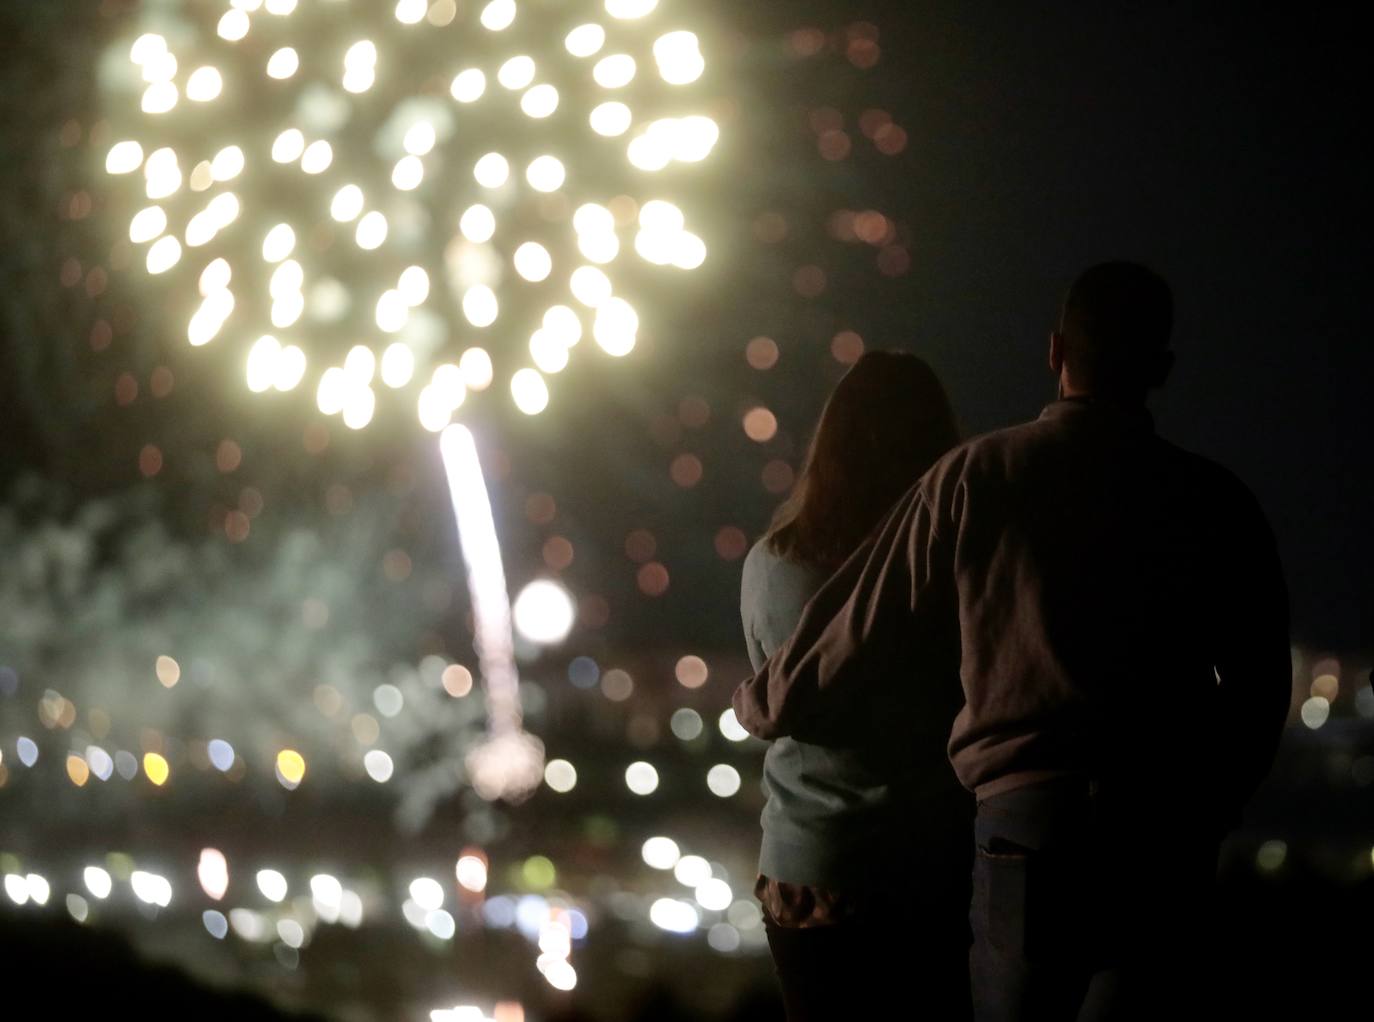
[0,1,1367,652]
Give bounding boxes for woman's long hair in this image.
[763,351,959,571]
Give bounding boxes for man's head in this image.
[1049,261,1174,402]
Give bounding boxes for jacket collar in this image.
[1038,396,1155,433]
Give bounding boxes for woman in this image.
[741,350,972,1019]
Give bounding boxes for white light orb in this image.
[719,708,750,742]
[344,40,377,70]
[625,761,659,795]
[456,855,489,891]
[579,232,620,264]
[459,203,496,242]
[589,101,632,136]
[410,877,445,912]
[261,223,296,263]
[672,231,707,270]
[398,265,430,305]
[342,66,375,93]
[695,878,733,912]
[380,342,416,388]
[344,344,377,382]
[364,749,394,782]
[430,362,467,408]
[403,120,436,156]
[639,198,685,234]
[316,367,348,414]
[543,304,583,346]
[186,66,224,102]
[255,869,288,903]
[106,140,144,174]
[129,32,167,65]
[130,871,173,908]
[141,48,177,83]
[211,145,245,181]
[513,241,553,282]
[573,203,615,236]
[217,10,250,41]
[459,347,494,389]
[641,837,680,870]
[417,384,453,432]
[627,132,671,171]
[246,334,282,392]
[146,234,182,274]
[330,184,365,222]
[593,297,638,356]
[267,47,299,79]
[199,258,231,295]
[570,265,612,307]
[394,0,427,24]
[356,210,388,249]
[83,866,113,900]
[654,31,705,85]
[565,23,606,57]
[342,385,377,429]
[450,68,486,103]
[498,55,536,90]
[673,115,720,162]
[543,758,577,793]
[473,152,510,188]
[271,128,306,163]
[512,579,576,644]
[273,345,306,391]
[525,155,565,192]
[529,329,570,373]
[510,367,549,414]
[129,205,167,243]
[265,0,298,14]
[301,139,333,174]
[593,54,636,89]
[480,0,516,31]
[375,289,409,332]
[462,284,499,327]
[706,763,741,797]
[673,854,711,887]
[649,898,699,934]
[521,84,559,118]
[392,154,424,191]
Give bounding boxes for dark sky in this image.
[808,2,1369,649]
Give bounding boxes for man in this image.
[733,262,1290,1020]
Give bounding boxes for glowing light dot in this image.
[570,265,612,308]
[217,10,250,42]
[262,223,296,263]
[146,235,182,274]
[460,347,494,389]
[394,0,427,24]
[141,81,178,114]
[380,343,415,389]
[198,848,229,900]
[1301,696,1330,729]
[274,345,307,391]
[375,289,409,333]
[276,749,306,788]
[247,334,282,392]
[543,305,583,346]
[674,854,711,887]
[155,654,181,687]
[130,871,172,907]
[456,855,489,891]
[459,204,496,242]
[642,837,681,869]
[514,241,553,282]
[83,866,113,900]
[672,231,707,270]
[208,739,236,772]
[544,759,577,793]
[267,47,299,79]
[525,155,565,192]
[105,140,144,175]
[342,386,376,429]
[650,898,698,934]
[301,140,333,174]
[565,23,606,57]
[719,708,750,742]
[521,84,559,118]
[511,367,549,414]
[356,210,388,249]
[129,206,167,244]
[707,764,742,797]
[330,184,365,222]
[364,749,394,782]
[593,296,638,356]
[343,66,375,93]
[450,68,486,103]
[593,54,636,89]
[530,330,570,373]
[398,265,430,305]
[410,877,445,911]
[463,284,499,327]
[272,128,305,163]
[513,579,575,643]
[590,101,632,136]
[480,0,516,31]
[392,154,424,191]
[316,367,348,415]
[474,152,510,189]
[129,33,167,65]
[211,145,245,181]
[498,56,536,90]
[143,751,170,785]
[256,869,288,902]
[696,877,733,911]
[625,760,659,795]
[417,385,453,432]
[270,260,303,298]
[186,66,223,102]
[345,40,377,69]
[403,121,436,156]
[640,199,685,234]
[654,30,705,85]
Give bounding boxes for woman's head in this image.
[764,351,958,570]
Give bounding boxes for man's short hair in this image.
[1059,262,1173,387]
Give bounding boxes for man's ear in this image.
[1049,331,1065,375]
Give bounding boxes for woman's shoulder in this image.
[744,537,825,592]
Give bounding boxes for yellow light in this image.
[141,81,179,114]
[211,145,245,181]
[431,363,467,407]
[267,47,299,79]
[417,385,452,432]
[653,31,705,85]
[673,115,720,162]
[594,297,639,356]
[262,223,296,263]
[156,655,181,687]
[186,66,224,102]
[199,258,232,295]
[207,191,240,228]
[247,334,282,392]
[671,231,706,270]
[579,232,619,264]
[272,128,306,163]
[525,155,565,192]
[344,40,377,69]
[530,329,569,373]
[105,140,144,175]
[459,347,494,389]
[345,344,377,382]
[403,121,436,156]
[640,199,684,234]
[514,242,553,282]
[398,265,430,305]
[565,23,606,57]
[316,367,348,414]
[186,209,219,248]
[144,149,182,199]
[276,749,306,788]
[143,752,170,786]
[142,50,178,83]
[480,0,516,31]
[498,55,536,90]
[510,367,549,414]
[606,0,658,19]
[589,101,632,136]
[274,345,307,391]
[473,153,509,188]
[521,84,559,118]
[129,32,167,65]
[128,206,166,243]
[343,66,375,93]
[146,235,182,274]
[189,160,215,192]
[627,132,671,172]
[217,10,250,41]
[330,184,364,222]
[392,155,424,191]
[381,342,416,388]
[450,68,486,103]
[271,291,304,328]
[459,204,496,242]
[593,54,636,89]
[301,140,333,174]
[270,260,304,298]
[375,289,409,332]
[570,265,612,307]
[67,754,91,787]
[394,0,427,24]
[462,285,499,327]
[356,210,388,249]
[342,386,376,429]
[543,304,583,346]
[574,203,616,236]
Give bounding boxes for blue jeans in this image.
[970,779,1219,1021]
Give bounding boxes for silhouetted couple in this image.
[734,263,1290,1020]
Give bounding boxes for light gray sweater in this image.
[740,538,898,888]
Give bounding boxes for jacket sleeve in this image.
[731,483,957,745]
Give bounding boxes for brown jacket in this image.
[733,398,1290,819]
